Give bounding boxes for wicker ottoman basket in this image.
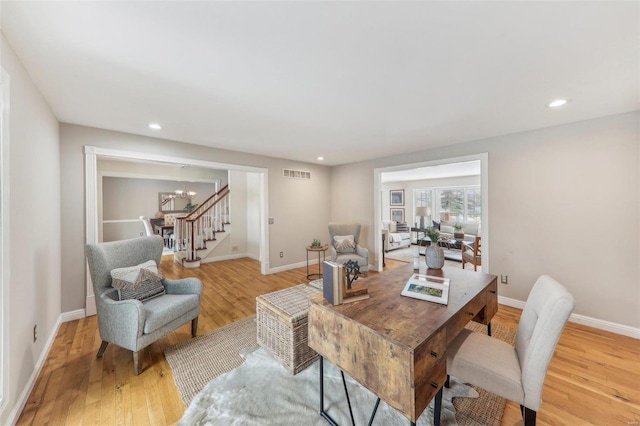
[256,284,321,375]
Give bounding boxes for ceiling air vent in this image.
[283,169,311,180]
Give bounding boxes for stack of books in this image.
[322,261,370,305]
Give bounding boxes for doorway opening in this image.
[374,153,489,273]
[84,146,269,316]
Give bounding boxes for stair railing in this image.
[174,185,230,264]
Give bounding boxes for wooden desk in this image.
[308,264,497,424]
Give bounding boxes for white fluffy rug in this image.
[179,347,477,425]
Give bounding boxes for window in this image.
[439,189,465,222]
[415,186,481,224]
[415,189,432,208]
[465,188,482,223]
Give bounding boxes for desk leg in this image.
[434,386,443,426]
[318,356,381,426]
[319,356,339,426]
[341,371,356,426]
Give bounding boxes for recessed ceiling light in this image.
[548,99,568,108]
[317,156,324,161]
[148,123,162,130]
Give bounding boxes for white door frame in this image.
[373,153,489,273]
[0,66,11,413]
[84,146,269,315]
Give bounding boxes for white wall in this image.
[60,124,332,312]
[0,34,61,424]
[333,112,640,330]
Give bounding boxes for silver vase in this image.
[425,244,445,269]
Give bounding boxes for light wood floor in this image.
[17,257,640,425]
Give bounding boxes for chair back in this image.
[139,216,154,236]
[85,236,163,297]
[328,223,361,245]
[468,236,481,258]
[515,275,575,410]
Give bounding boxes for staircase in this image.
[173,185,231,268]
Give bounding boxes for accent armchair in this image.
[85,236,202,375]
[461,236,481,271]
[446,275,575,425]
[328,222,369,274]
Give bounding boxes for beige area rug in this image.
[165,315,515,425]
[165,316,260,405]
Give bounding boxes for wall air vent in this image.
[282,169,311,180]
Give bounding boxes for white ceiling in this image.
[2,1,638,166]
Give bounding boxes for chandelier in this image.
[174,185,196,199]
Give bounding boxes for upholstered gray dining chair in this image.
[85,236,202,375]
[446,275,575,426]
[328,222,369,274]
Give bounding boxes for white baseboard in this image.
[269,260,308,274]
[498,296,640,339]
[200,253,248,264]
[497,295,526,310]
[60,309,85,322]
[568,313,640,339]
[7,314,63,425]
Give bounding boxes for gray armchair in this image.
[85,236,202,375]
[328,222,369,274]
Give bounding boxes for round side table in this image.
[306,244,329,280]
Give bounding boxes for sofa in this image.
[382,220,411,252]
[434,220,480,243]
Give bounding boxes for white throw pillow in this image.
[110,260,165,301]
[441,225,455,234]
[389,222,397,233]
[333,235,356,253]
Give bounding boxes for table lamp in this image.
[415,207,429,229]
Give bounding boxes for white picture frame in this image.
[401,273,450,305]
